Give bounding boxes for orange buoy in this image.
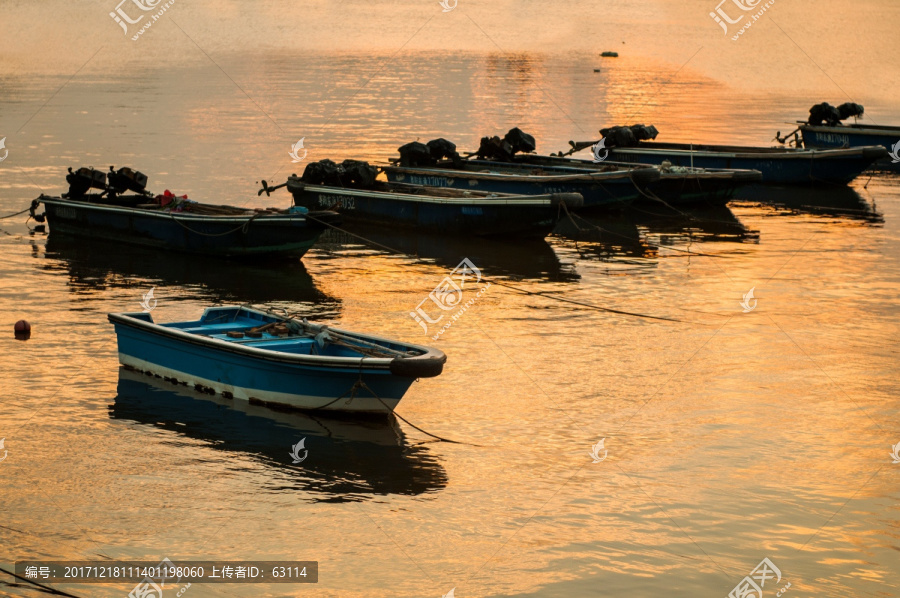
[14,320,31,340]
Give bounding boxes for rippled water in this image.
[2,1,900,597]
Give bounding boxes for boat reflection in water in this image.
[110,368,447,501]
[551,210,652,263]
[318,224,580,283]
[631,204,760,246]
[41,235,342,316]
[551,204,757,264]
[734,185,884,224]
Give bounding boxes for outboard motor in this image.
[107,166,149,195]
[837,102,864,121]
[398,141,436,167]
[64,167,107,198]
[339,159,378,188]
[808,102,843,126]
[503,127,536,154]
[426,138,463,166]
[300,159,377,188]
[599,124,659,147]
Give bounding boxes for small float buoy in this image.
[14,320,31,340]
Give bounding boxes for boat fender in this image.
[862,146,889,160]
[389,355,446,378]
[314,330,329,350]
[550,193,584,210]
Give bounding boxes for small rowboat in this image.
[285,177,583,237]
[33,166,340,258]
[109,306,447,413]
[564,140,887,185]
[495,155,763,206]
[380,160,660,211]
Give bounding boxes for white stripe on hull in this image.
[119,354,400,413]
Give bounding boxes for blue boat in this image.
[380,160,660,210]
[108,306,447,413]
[32,166,339,258]
[283,177,583,237]
[577,141,887,185]
[794,122,900,171]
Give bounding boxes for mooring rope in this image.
[0,566,84,598]
[304,213,687,323]
[0,207,31,220]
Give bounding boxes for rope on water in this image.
[0,207,31,220]
[0,566,84,598]
[305,213,687,323]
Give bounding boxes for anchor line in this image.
[0,566,84,598]
[303,214,688,323]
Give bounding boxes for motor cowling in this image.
[65,167,107,197]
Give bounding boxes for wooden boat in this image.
[283,177,583,237]
[108,306,447,414]
[32,166,339,258]
[379,160,660,210]
[497,155,763,206]
[790,122,900,171]
[562,140,887,185]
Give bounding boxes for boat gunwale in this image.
[608,143,886,160]
[798,122,900,135]
[380,163,654,183]
[507,155,763,180]
[108,307,446,371]
[39,196,321,224]
[296,183,576,206]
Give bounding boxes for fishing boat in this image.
[561,139,886,185]
[498,154,763,206]
[379,160,659,211]
[108,306,447,413]
[266,174,583,237]
[32,166,339,258]
[773,101,900,171]
[787,123,900,171]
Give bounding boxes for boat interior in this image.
[132,308,419,358]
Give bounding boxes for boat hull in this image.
[505,155,761,206]
[605,144,887,184]
[290,182,578,237]
[799,124,900,171]
[40,196,335,258]
[109,308,444,413]
[381,164,659,210]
